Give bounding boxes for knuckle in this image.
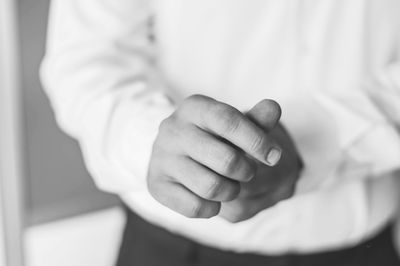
[225,210,247,223]
[146,166,161,187]
[158,115,185,140]
[151,137,163,153]
[279,185,295,201]
[174,105,187,119]
[235,158,256,182]
[158,116,175,133]
[186,94,207,103]
[282,189,293,200]
[229,204,249,223]
[186,198,204,218]
[203,176,222,199]
[146,177,155,193]
[158,118,169,132]
[223,182,241,201]
[183,94,208,111]
[244,162,257,181]
[180,95,212,120]
[225,215,244,223]
[221,150,241,175]
[146,177,163,201]
[249,134,266,155]
[212,104,241,134]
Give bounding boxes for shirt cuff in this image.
[91,88,174,193]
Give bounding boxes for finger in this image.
[148,179,221,218]
[165,156,241,201]
[219,195,276,223]
[246,99,281,131]
[178,125,256,182]
[218,199,256,223]
[181,95,282,166]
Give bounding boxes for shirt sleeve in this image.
[292,62,400,194]
[40,0,175,194]
[311,63,400,187]
[347,58,400,178]
[362,61,400,173]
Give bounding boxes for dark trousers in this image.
[116,207,400,266]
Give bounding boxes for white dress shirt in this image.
[41,0,400,254]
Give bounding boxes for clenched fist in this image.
[147,95,282,218]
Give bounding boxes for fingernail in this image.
[266,147,282,166]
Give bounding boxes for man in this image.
[41,0,400,265]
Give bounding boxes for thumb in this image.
[246,99,281,131]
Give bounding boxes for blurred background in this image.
[1,0,125,265]
[1,0,400,266]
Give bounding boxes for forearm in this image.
[41,0,175,193]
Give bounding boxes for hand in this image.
[147,95,282,218]
[219,103,303,223]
